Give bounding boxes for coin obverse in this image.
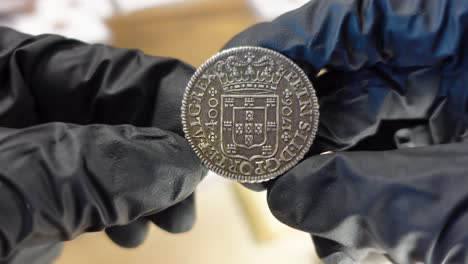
[181,46,319,182]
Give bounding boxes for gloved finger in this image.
[105,194,198,247]
[105,218,150,248]
[267,143,468,263]
[311,236,362,264]
[224,0,466,73]
[147,193,196,234]
[0,123,204,259]
[308,61,447,154]
[312,234,392,264]
[240,182,270,192]
[0,27,194,135]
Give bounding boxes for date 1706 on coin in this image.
[181,46,319,182]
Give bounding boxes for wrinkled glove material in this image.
[225,0,468,263]
[0,27,205,263]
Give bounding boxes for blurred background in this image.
[0,1,387,263]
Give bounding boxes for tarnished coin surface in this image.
[181,46,319,182]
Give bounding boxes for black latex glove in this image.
[0,27,206,263]
[225,0,468,263]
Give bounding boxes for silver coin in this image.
[181,46,319,182]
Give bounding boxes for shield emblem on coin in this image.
[221,94,278,160]
[232,107,265,147]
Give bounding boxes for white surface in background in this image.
[247,0,309,20]
[113,0,193,13]
[0,0,193,43]
[198,171,231,191]
[0,0,113,43]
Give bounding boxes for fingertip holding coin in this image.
[181,46,319,183]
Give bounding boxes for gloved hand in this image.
[0,27,206,263]
[225,0,468,263]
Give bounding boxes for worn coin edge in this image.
[181,46,319,183]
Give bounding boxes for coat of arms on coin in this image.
[181,46,319,182]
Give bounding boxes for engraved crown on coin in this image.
[213,52,286,93]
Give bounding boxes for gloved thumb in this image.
[267,143,468,263]
[0,123,204,258]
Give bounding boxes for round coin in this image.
[181,46,319,182]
